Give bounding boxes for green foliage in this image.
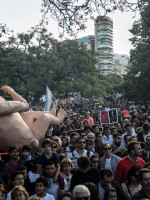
[123,1,150,101]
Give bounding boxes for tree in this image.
[123,0,150,101]
[41,0,140,36]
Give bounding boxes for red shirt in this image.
[114,156,145,185]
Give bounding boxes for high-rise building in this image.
[76,35,95,51]
[95,16,114,75]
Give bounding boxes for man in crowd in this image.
[4,145,21,186]
[67,136,94,168]
[102,126,113,144]
[122,122,137,145]
[100,143,121,176]
[111,133,126,158]
[114,141,146,185]
[65,132,78,154]
[43,161,68,200]
[70,156,99,191]
[72,185,90,200]
[97,168,129,200]
[133,168,150,199]
[6,171,25,200]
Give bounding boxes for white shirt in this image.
[46,178,68,200]
[28,171,40,182]
[30,193,55,200]
[105,158,112,171]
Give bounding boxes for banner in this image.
[100,108,118,124]
[45,85,53,111]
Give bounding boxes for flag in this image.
[44,85,53,111]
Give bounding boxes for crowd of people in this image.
[0,94,150,200]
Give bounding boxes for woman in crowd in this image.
[61,136,69,153]
[0,184,6,200]
[11,186,29,200]
[104,188,118,200]
[90,154,101,172]
[121,164,141,199]
[84,182,100,200]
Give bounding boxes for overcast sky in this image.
[0,0,140,55]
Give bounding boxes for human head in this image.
[138,168,150,192]
[11,186,29,200]
[124,122,132,135]
[73,185,90,200]
[127,164,141,184]
[0,184,6,200]
[70,133,78,145]
[90,154,100,170]
[87,133,95,145]
[11,171,24,187]
[95,132,102,144]
[77,137,86,150]
[43,161,56,178]
[103,143,112,158]
[142,122,150,134]
[60,158,73,175]
[77,157,90,173]
[99,169,113,190]
[35,177,48,194]
[84,182,100,200]
[8,145,19,160]
[127,141,142,157]
[113,134,122,147]
[84,126,92,135]
[61,136,69,147]
[104,188,117,200]
[17,166,28,180]
[103,126,111,137]
[111,127,118,135]
[21,145,31,159]
[92,125,99,134]
[59,192,73,200]
[146,136,150,146]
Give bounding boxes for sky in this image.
[0,0,140,56]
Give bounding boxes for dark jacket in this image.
[70,167,99,191]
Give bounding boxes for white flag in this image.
[45,85,53,111]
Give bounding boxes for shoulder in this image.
[45,193,55,200]
[112,154,121,160]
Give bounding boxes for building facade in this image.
[95,16,114,75]
[77,35,95,51]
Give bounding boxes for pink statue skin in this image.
[0,85,67,151]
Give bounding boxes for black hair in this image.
[77,156,90,170]
[11,171,24,182]
[8,145,19,153]
[99,169,112,179]
[35,177,48,188]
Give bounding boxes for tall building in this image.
[95,16,114,75]
[76,35,95,51]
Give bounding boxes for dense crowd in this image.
[0,95,150,200]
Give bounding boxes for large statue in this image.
[0,85,67,151]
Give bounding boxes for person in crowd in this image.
[51,140,65,162]
[28,159,40,183]
[87,133,104,157]
[6,171,25,200]
[90,154,101,172]
[83,112,94,127]
[65,132,78,154]
[97,169,129,200]
[70,156,99,191]
[137,122,150,142]
[20,145,33,171]
[59,192,73,200]
[67,136,94,168]
[100,143,121,176]
[92,125,100,134]
[102,126,113,145]
[121,122,137,145]
[84,126,92,135]
[72,185,90,200]
[111,127,118,136]
[4,145,21,187]
[0,184,6,200]
[114,141,146,185]
[60,158,73,188]
[61,137,69,153]
[37,139,60,182]
[132,168,150,199]
[29,177,55,200]
[95,132,104,158]
[42,161,68,200]
[104,188,118,200]
[111,133,126,158]
[84,182,100,200]
[11,186,29,200]
[121,164,142,199]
